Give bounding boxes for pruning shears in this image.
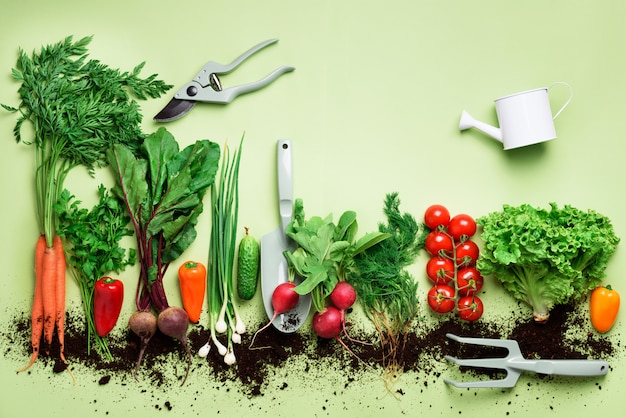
[154,38,294,122]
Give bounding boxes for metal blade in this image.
[153,98,196,122]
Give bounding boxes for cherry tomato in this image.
[456,267,484,296]
[425,230,454,256]
[455,240,479,266]
[427,284,456,313]
[424,204,450,230]
[426,257,455,285]
[457,295,484,321]
[447,214,477,240]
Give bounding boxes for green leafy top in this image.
[55,184,136,360]
[107,127,220,311]
[2,35,172,245]
[477,202,620,321]
[56,185,136,282]
[3,35,172,168]
[283,198,391,312]
[352,193,427,334]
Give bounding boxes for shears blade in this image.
[153,97,196,122]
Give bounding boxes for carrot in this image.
[54,235,67,363]
[16,235,46,372]
[41,239,58,354]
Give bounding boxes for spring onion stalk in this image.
[203,137,244,365]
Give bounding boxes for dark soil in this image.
[1,303,619,398]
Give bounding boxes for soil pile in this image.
[2,303,618,397]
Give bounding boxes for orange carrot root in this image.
[54,235,67,363]
[41,241,57,355]
[17,235,46,373]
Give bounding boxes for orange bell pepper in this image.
[178,261,207,323]
[590,285,620,333]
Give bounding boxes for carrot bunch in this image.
[18,235,66,371]
[3,35,172,374]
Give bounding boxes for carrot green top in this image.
[2,35,172,246]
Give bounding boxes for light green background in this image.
[1,0,624,416]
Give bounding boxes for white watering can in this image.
[459,82,573,150]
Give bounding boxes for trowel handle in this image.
[515,359,609,377]
[277,139,293,232]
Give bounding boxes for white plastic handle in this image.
[513,359,608,376]
[277,139,293,233]
[549,81,574,120]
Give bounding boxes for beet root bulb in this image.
[157,306,192,386]
[128,310,158,380]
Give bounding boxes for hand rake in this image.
[443,333,609,388]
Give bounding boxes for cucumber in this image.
[237,227,260,300]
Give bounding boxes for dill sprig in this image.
[352,192,426,385]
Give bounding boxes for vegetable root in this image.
[41,241,57,353]
[328,281,371,345]
[157,306,192,386]
[249,282,299,349]
[17,235,68,372]
[312,306,374,372]
[54,235,67,363]
[128,310,157,381]
[16,236,46,372]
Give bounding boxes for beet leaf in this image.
[107,127,220,311]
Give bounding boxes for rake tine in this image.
[443,375,519,388]
[444,333,522,388]
[445,355,504,368]
[444,355,521,388]
[445,333,522,354]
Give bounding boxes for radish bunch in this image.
[311,281,372,368]
[312,281,356,340]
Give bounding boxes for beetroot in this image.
[157,306,192,385]
[128,310,157,380]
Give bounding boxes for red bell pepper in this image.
[94,276,124,337]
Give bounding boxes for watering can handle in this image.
[549,82,573,120]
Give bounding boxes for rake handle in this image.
[511,359,609,376]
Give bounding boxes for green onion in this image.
[201,136,245,365]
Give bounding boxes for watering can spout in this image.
[459,110,503,143]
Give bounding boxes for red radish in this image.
[329,281,357,310]
[329,281,369,345]
[312,305,373,371]
[157,306,192,385]
[312,305,343,338]
[249,282,299,349]
[128,310,157,381]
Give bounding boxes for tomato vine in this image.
[423,205,484,321]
